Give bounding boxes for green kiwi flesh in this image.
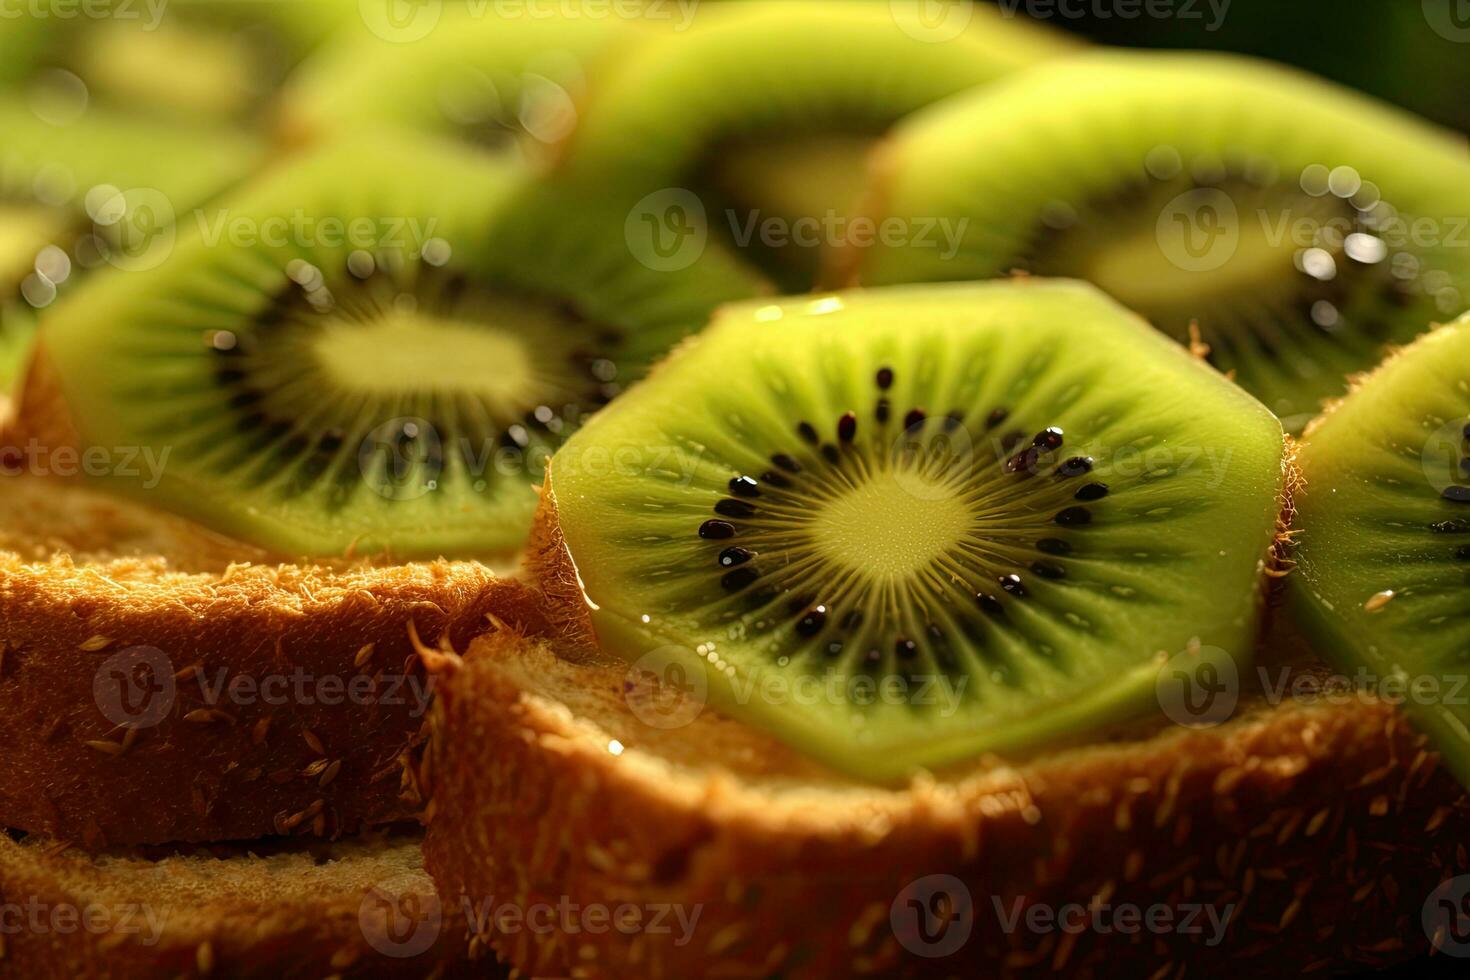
[1291,314,1470,787]
[852,52,1470,431]
[559,0,1077,286]
[545,280,1285,779]
[0,96,261,392]
[37,137,766,561]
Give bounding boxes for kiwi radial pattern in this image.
[0,96,262,396]
[553,0,1078,286]
[847,52,1470,430]
[33,136,767,561]
[538,280,1286,780]
[1292,313,1470,789]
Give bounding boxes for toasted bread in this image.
[0,469,547,849]
[0,828,482,979]
[422,625,1470,978]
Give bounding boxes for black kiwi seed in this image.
[876,367,894,390]
[715,498,757,518]
[876,399,891,423]
[797,422,819,445]
[1458,459,1470,478]
[944,411,965,432]
[1443,486,1470,503]
[895,637,918,659]
[699,519,737,539]
[863,649,883,668]
[821,444,840,464]
[722,566,760,591]
[796,606,828,636]
[771,453,802,473]
[825,641,844,657]
[719,547,753,567]
[1000,430,1025,451]
[1056,456,1094,478]
[999,573,1026,596]
[985,407,1009,430]
[729,476,761,497]
[1005,447,1041,475]
[1036,537,1072,556]
[1031,560,1067,580]
[761,469,792,489]
[838,412,857,442]
[904,408,927,430]
[976,592,1004,616]
[842,609,864,630]
[1074,482,1110,502]
[1033,427,1064,450]
[1055,506,1093,527]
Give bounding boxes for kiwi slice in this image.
[556,0,1077,287]
[540,280,1285,779]
[1291,313,1470,786]
[848,52,1470,430]
[35,136,766,561]
[278,6,653,155]
[15,0,355,122]
[0,96,261,392]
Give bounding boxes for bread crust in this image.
[0,830,482,979]
[424,633,1470,979]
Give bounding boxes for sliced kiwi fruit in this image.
[34,136,767,561]
[539,280,1285,779]
[12,0,355,122]
[555,0,1078,288]
[1291,314,1470,787]
[0,96,261,393]
[278,5,655,155]
[847,51,1470,431]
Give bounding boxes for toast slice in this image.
[0,828,481,979]
[0,435,547,848]
[422,627,1470,978]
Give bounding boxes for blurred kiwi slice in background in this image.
[29,136,767,561]
[1291,314,1470,787]
[0,96,261,401]
[554,0,1079,288]
[279,3,657,156]
[6,0,357,123]
[846,51,1470,431]
[538,281,1285,779]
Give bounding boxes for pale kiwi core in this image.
[1087,213,1291,310]
[811,471,971,581]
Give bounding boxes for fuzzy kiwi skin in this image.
[1288,314,1470,789]
[533,280,1287,780]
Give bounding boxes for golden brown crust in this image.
[424,631,1470,979]
[0,830,484,979]
[0,474,547,848]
